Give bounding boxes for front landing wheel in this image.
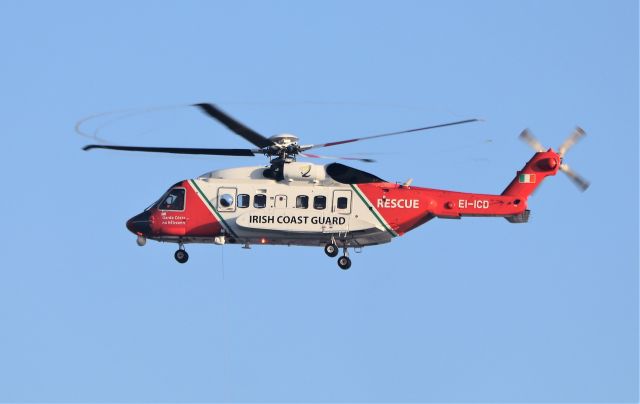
[324,243,339,257]
[337,256,351,270]
[174,249,189,264]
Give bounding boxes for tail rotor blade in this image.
[519,129,546,152]
[558,126,586,157]
[560,163,590,191]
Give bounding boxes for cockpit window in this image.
[158,188,185,211]
[144,197,162,211]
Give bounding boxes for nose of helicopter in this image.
[126,210,152,235]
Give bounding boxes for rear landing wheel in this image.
[324,243,339,257]
[337,256,351,270]
[174,249,189,264]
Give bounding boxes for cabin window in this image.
[337,196,349,210]
[219,194,234,208]
[296,195,309,209]
[158,188,185,211]
[237,194,250,208]
[313,195,326,210]
[254,194,267,208]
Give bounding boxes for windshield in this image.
[144,182,186,211]
[158,188,185,211]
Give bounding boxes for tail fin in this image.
[502,150,561,198]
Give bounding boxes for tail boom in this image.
[502,150,561,198]
[353,151,562,235]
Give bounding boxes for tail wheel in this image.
[337,256,351,270]
[174,249,189,264]
[324,243,339,257]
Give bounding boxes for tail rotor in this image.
[559,162,590,191]
[519,129,545,152]
[558,127,586,158]
[519,127,590,191]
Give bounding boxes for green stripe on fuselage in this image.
[189,179,238,238]
[349,184,398,237]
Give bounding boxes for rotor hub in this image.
[269,133,299,145]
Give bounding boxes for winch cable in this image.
[220,244,231,401]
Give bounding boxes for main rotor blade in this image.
[304,118,481,150]
[559,163,590,191]
[193,103,274,149]
[519,129,546,152]
[300,152,375,163]
[83,144,256,156]
[558,126,586,157]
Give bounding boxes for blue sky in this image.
[0,0,637,402]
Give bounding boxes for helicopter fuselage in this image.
[127,154,559,251]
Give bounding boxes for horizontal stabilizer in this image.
[505,209,530,223]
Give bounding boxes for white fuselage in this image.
[182,162,394,248]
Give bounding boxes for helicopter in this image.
[83,103,589,269]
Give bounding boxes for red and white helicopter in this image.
[83,103,589,269]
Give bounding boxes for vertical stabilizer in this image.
[502,150,561,198]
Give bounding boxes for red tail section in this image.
[502,150,561,198]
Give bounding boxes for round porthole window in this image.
[219,194,234,207]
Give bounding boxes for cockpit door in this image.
[216,187,237,212]
[332,190,352,214]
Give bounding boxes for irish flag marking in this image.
[519,173,536,183]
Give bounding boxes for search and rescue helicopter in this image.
[83,103,589,269]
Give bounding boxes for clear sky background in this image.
[0,0,637,402]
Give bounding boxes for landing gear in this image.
[324,243,339,257]
[174,243,189,264]
[174,249,189,263]
[337,247,351,270]
[337,255,351,270]
[326,241,354,269]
